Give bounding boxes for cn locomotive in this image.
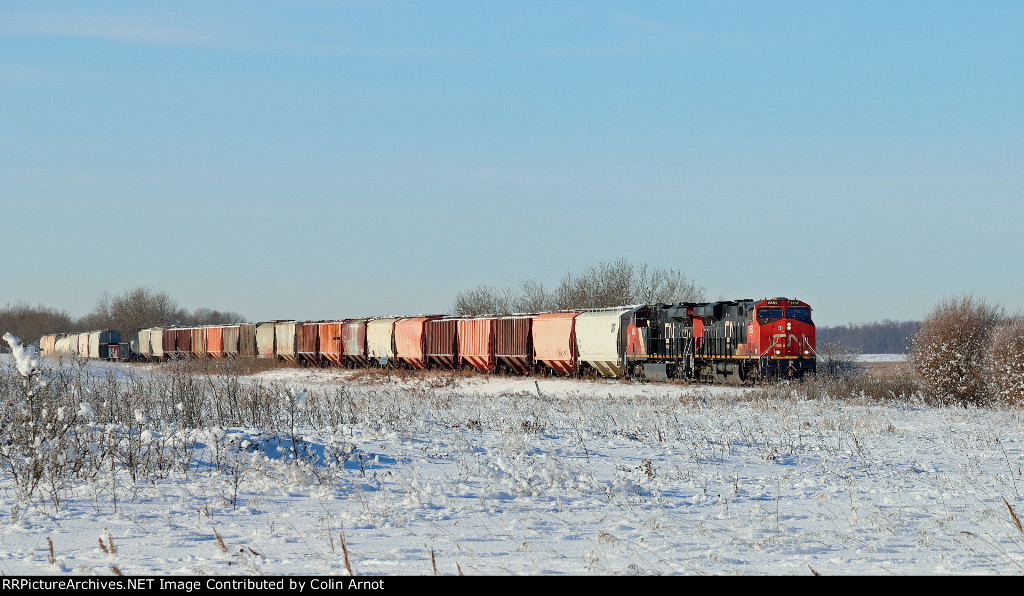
[40,297,816,384]
[627,297,817,383]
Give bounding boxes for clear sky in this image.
[2,1,1022,327]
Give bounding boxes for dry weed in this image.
[339,529,354,575]
[214,528,228,553]
[1003,497,1023,533]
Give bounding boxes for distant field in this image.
[855,354,908,362]
[855,354,908,379]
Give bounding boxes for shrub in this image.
[910,295,1004,406]
[984,318,1024,406]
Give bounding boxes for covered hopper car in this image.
[41,329,131,362]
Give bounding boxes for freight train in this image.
[39,297,816,384]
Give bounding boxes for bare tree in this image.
[103,287,187,339]
[100,287,246,338]
[511,279,555,313]
[632,262,705,305]
[451,285,514,316]
[185,307,246,327]
[0,302,74,347]
[552,260,629,310]
[451,259,705,315]
[554,258,705,310]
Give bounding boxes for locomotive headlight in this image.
[774,349,781,355]
[786,322,792,330]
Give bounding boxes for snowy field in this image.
[856,354,908,362]
[2,354,1024,576]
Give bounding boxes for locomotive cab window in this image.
[756,308,784,324]
[786,307,813,324]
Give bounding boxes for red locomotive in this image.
[625,298,816,383]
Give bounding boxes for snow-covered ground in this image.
[856,353,908,362]
[2,355,1024,576]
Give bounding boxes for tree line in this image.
[0,287,244,347]
[815,319,921,354]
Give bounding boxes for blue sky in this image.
[2,1,1022,326]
